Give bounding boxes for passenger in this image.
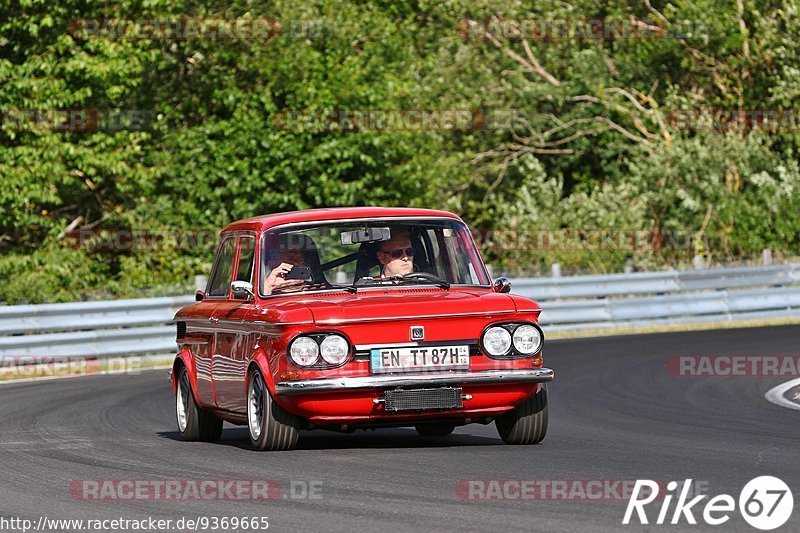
[263,239,307,295]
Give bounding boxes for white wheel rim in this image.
[176,371,189,432]
[248,374,265,441]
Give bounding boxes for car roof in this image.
[222,207,464,233]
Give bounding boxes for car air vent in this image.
[176,321,186,340]
[394,287,444,294]
[382,387,463,411]
[312,292,353,298]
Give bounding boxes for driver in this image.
[377,229,416,278]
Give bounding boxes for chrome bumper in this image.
[274,368,554,395]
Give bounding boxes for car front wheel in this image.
[495,385,548,445]
[176,367,223,442]
[247,368,300,451]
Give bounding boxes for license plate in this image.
[370,345,469,373]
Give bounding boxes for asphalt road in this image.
[1,325,798,532]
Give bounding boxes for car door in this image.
[212,234,257,413]
[192,235,237,407]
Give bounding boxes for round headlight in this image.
[512,324,542,355]
[289,336,319,366]
[483,326,512,356]
[320,335,349,365]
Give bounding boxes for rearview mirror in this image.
[341,227,391,245]
[231,280,255,299]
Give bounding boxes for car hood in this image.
[275,287,525,325]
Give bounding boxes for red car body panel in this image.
[172,207,552,430]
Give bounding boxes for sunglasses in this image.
[381,247,416,259]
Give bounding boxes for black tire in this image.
[495,386,548,445]
[175,367,223,442]
[247,368,300,451]
[415,423,456,436]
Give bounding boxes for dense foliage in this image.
[2,0,799,302]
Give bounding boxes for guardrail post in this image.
[692,255,705,270]
[762,249,773,266]
[551,263,561,278]
[194,275,207,291]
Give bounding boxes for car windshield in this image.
[259,218,490,296]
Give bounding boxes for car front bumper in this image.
[274,368,554,395]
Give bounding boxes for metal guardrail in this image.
[532,286,800,331]
[0,264,798,358]
[0,296,192,357]
[507,263,800,331]
[511,264,800,301]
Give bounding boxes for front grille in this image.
[383,387,463,412]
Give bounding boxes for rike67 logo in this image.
[623,476,793,530]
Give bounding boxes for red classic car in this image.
[171,207,553,450]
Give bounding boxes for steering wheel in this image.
[402,271,444,282]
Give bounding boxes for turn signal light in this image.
[280,370,300,381]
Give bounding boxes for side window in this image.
[236,237,255,283]
[420,229,443,277]
[443,228,472,284]
[207,238,236,297]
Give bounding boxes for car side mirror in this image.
[493,277,512,293]
[231,280,255,300]
[195,290,205,302]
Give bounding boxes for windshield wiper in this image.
[300,280,358,294]
[382,273,450,290]
[350,273,450,290]
[352,276,392,288]
[398,272,450,289]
